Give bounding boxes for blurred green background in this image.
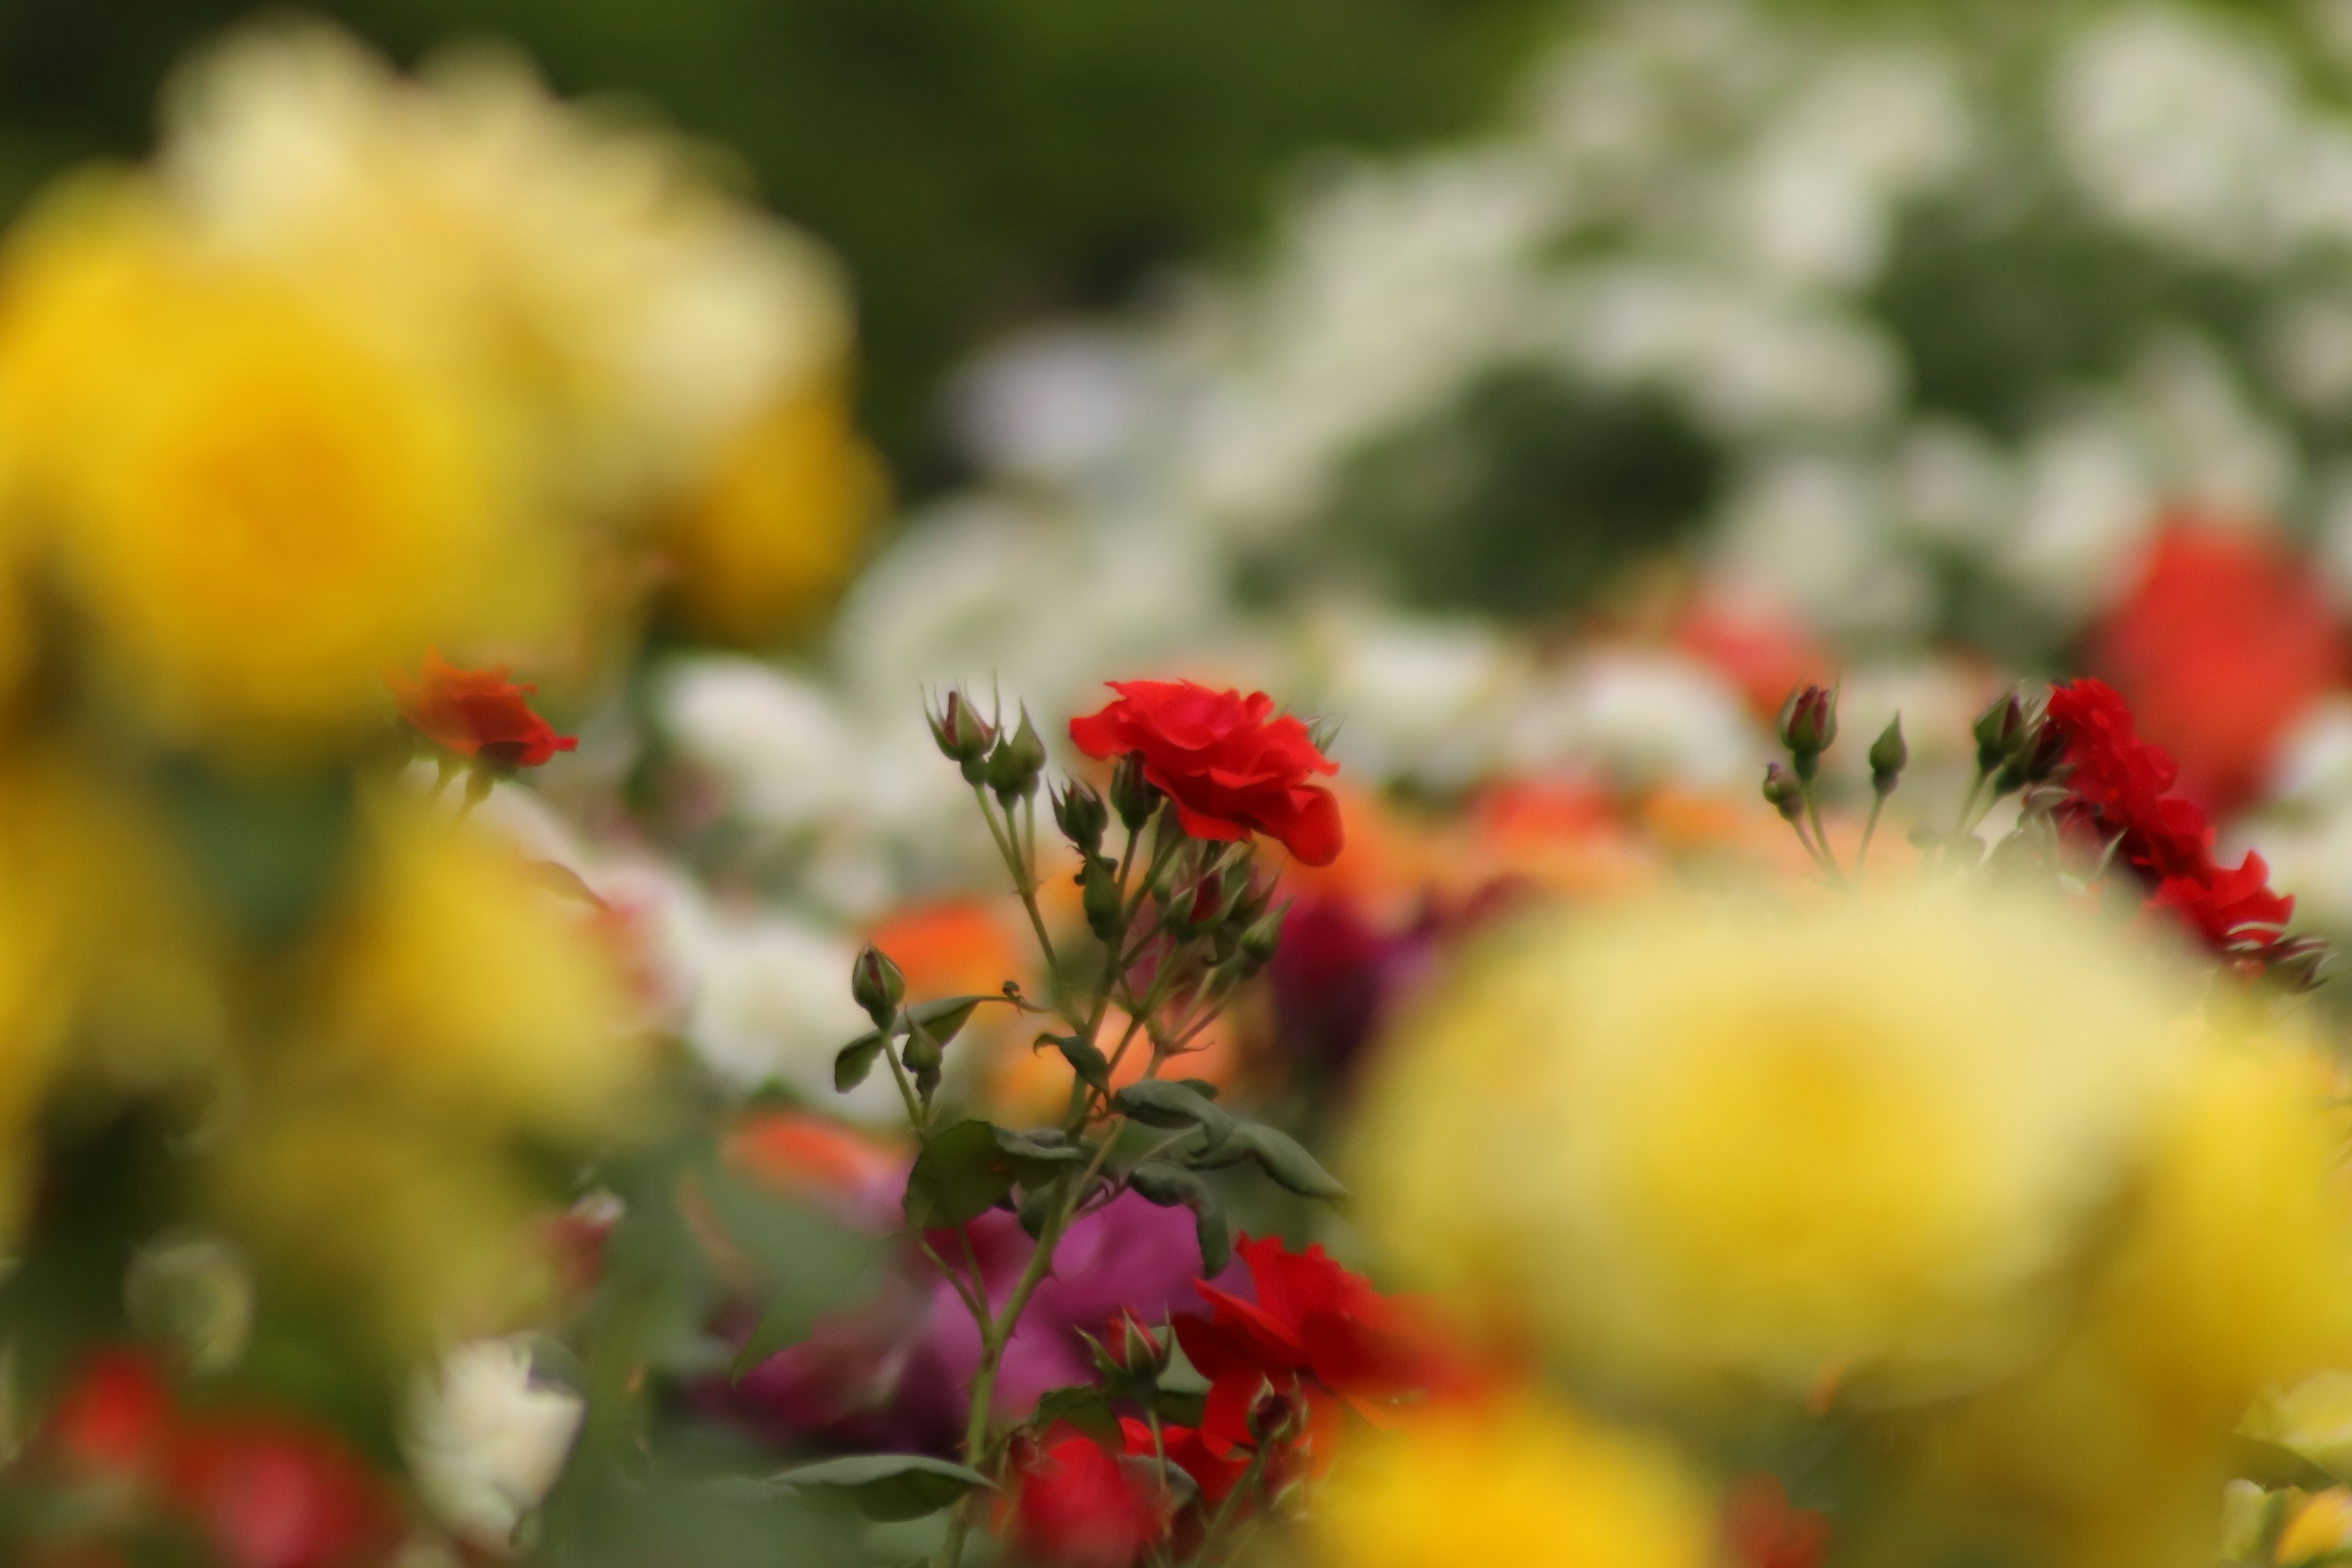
[0,0,1551,485]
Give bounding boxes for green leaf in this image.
[834,1030,886,1092]
[1031,1385,1121,1447]
[1038,1032,1110,1093]
[1125,1160,1230,1276]
[1151,1389,1207,1428]
[904,1121,1085,1229]
[1112,1080,1234,1152]
[1175,1078,1221,1101]
[772,1455,994,1521]
[1235,1123,1348,1201]
[905,996,989,1043]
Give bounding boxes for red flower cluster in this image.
[1069,680,1343,867]
[1005,1426,1167,1568]
[2090,519,2345,816]
[45,1349,396,1568]
[1172,1234,1438,1469]
[2047,678,2294,958]
[389,649,578,769]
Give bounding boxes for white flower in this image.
[678,904,891,1114]
[1711,454,1931,636]
[656,655,861,831]
[1501,649,1758,791]
[2054,7,2301,263]
[404,1337,584,1555]
[1297,609,1528,789]
[2000,408,2158,624]
[946,324,1164,485]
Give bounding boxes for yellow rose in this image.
[1348,884,2195,1403]
[303,804,651,1140]
[1303,1396,1713,1568]
[659,371,881,646]
[204,1101,550,1354]
[0,177,552,749]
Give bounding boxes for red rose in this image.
[389,649,578,769]
[2048,677,2297,962]
[48,1349,173,1480]
[164,1415,396,1568]
[2149,850,2295,951]
[1069,682,1342,867]
[1171,1234,1439,1466]
[1006,1427,1167,1568]
[1117,1417,1250,1508]
[2090,519,2345,815]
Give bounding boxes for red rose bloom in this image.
[164,1415,395,1568]
[1006,1427,1166,1568]
[390,649,578,769]
[1069,681,1342,866]
[1171,1234,1437,1466]
[2048,677,2297,959]
[1117,1417,1250,1507]
[2090,519,2345,815]
[48,1349,173,1480]
[2149,850,2295,951]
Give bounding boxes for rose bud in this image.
[850,944,905,1029]
[1777,685,1838,778]
[1868,715,1907,797]
[1971,692,2029,774]
[1236,900,1290,973]
[929,691,996,767]
[987,707,1048,803]
[1088,1308,1171,1384]
[1996,718,2068,794]
[1762,761,1804,823]
[1052,782,1110,853]
[1081,854,1123,940]
[1110,752,1161,832]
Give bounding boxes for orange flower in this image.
[388,649,576,769]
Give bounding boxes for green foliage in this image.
[901,1118,1085,1229]
[772,1453,995,1522]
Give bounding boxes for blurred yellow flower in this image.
[0,178,548,747]
[659,371,882,646]
[2248,1371,2352,1482]
[205,1102,550,1354]
[160,23,862,548]
[1303,1396,1712,1568]
[306,804,650,1140]
[1348,884,2193,1401]
[1909,1040,2352,1568]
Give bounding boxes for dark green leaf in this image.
[1124,1160,1229,1275]
[1235,1123,1348,1200]
[990,1126,1087,1167]
[834,1030,886,1093]
[1151,1389,1207,1428]
[1175,1078,1221,1101]
[1038,1032,1110,1093]
[772,1455,993,1521]
[904,1121,1084,1229]
[1032,1385,1121,1447]
[1112,1080,1234,1152]
[905,996,990,1043]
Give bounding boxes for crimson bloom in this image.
[389,649,578,769]
[1005,1427,1167,1568]
[1069,681,1342,866]
[1170,1234,1438,1467]
[40,1349,398,1568]
[1724,1476,1830,1568]
[2090,518,2345,815]
[2047,677,2296,960]
[1117,1416,1249,1507]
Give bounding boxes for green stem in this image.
[1186,1440,1274,1568]
[1800,781,1845,888]
[1853,793,1887,888]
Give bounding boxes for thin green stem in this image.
[1801,781,1845,889]
[1853,793,1887,888]
[1186,1440,1274,1568]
